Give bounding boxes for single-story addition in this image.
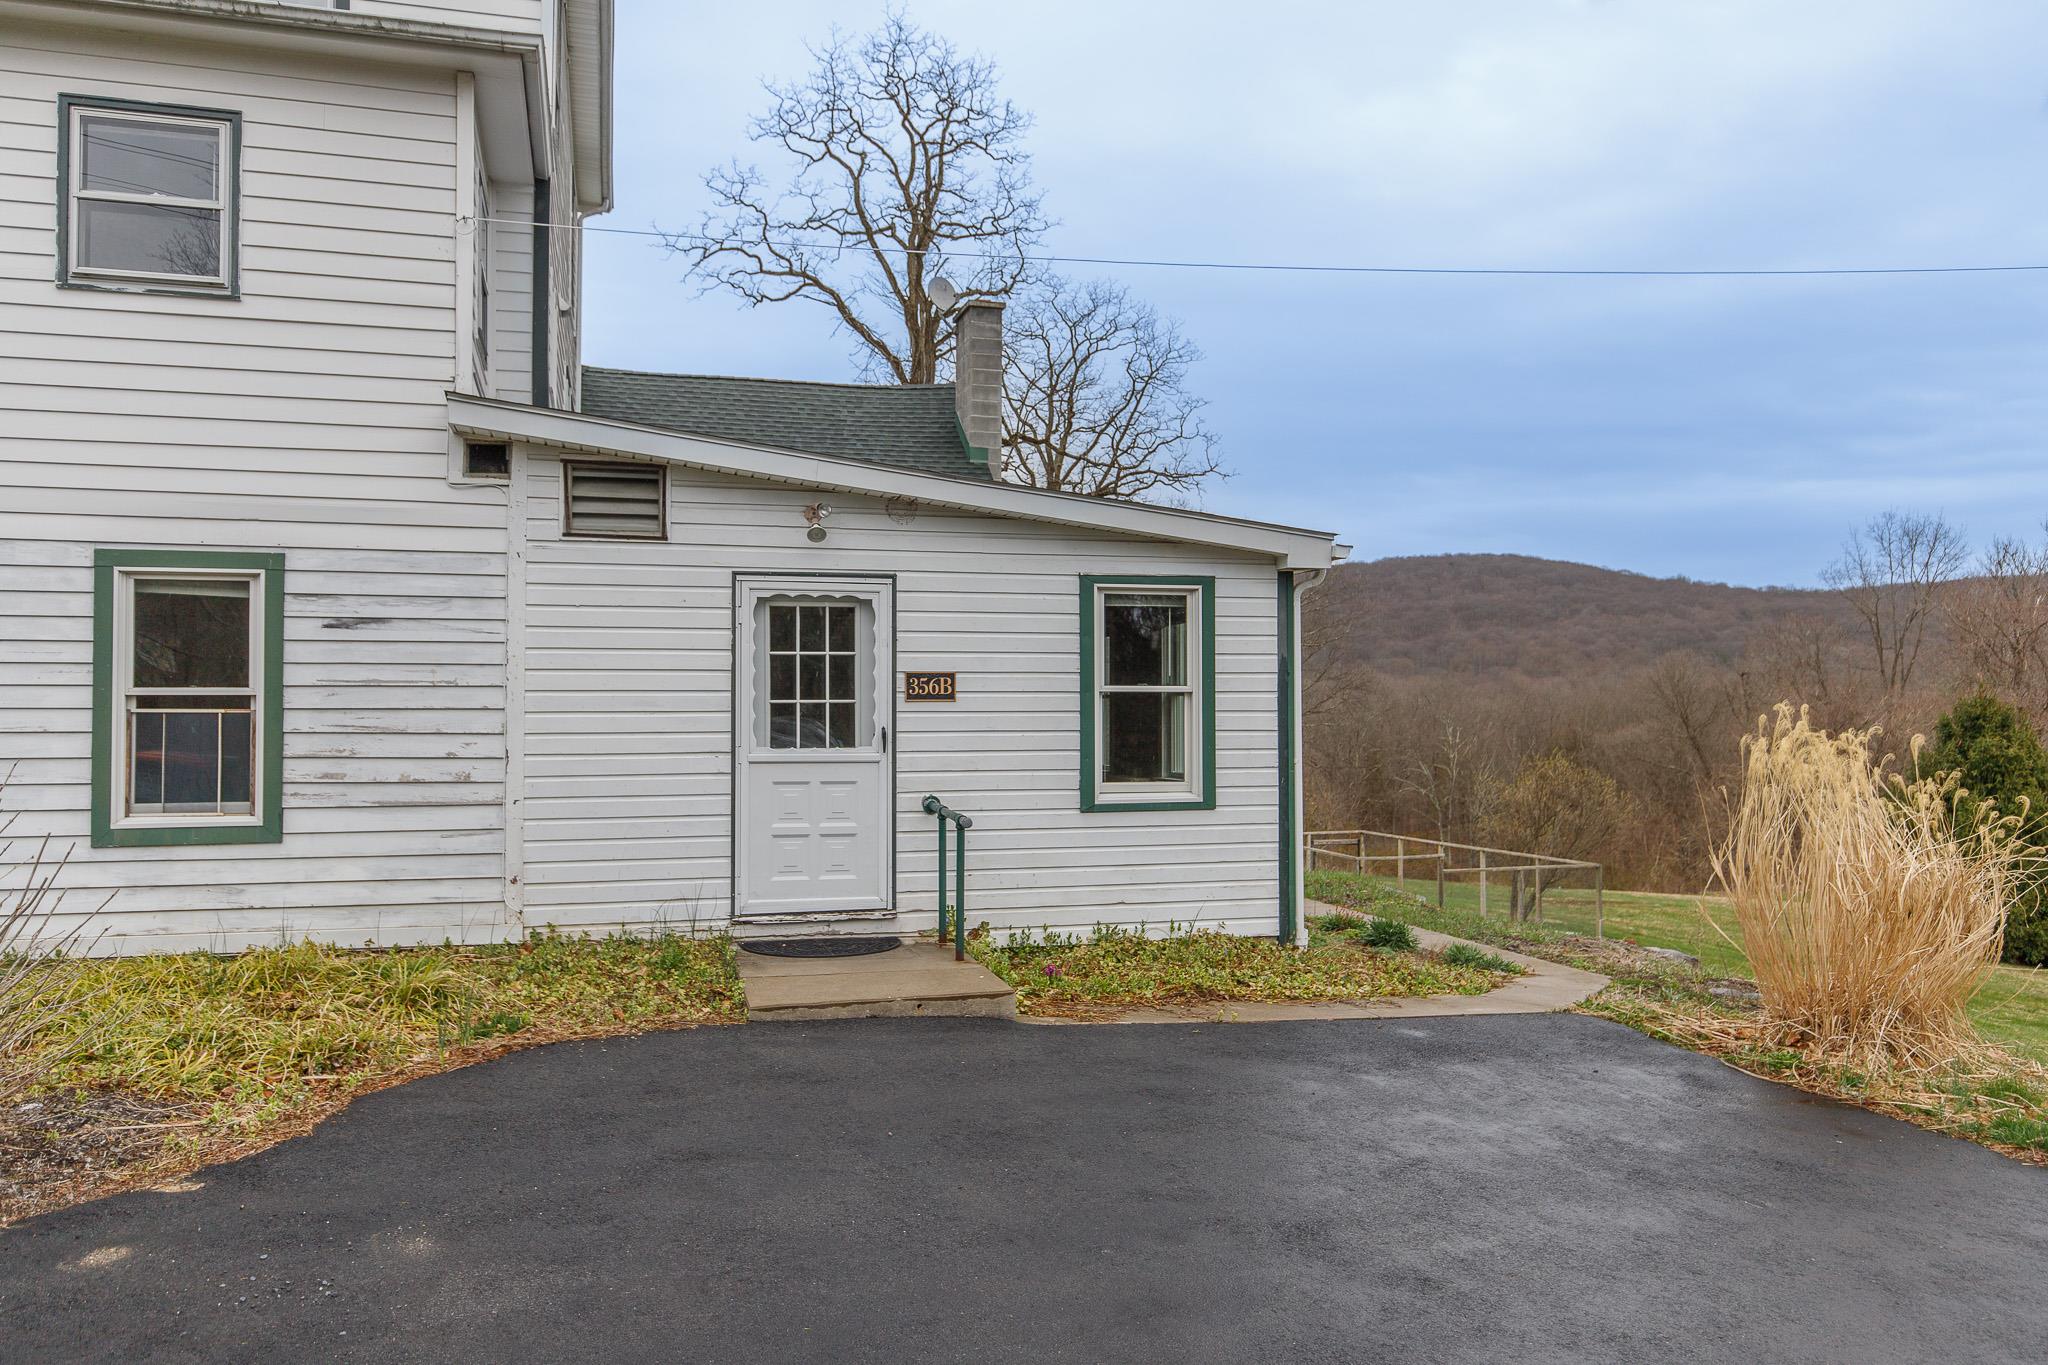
[41,310,1339,953]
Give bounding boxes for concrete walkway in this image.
[736,940,1016,1020]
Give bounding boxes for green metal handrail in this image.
[922,794,973,961]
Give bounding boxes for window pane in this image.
[799,653,826,701]
[80,115,219,200]
[131,711,164,807]
[828,605,855,651]
[1104,593,1188,687]
[828,703,856,749]
[76,200,221,278]
[799,702,827,748]
[219,710,252,811]
[768,604,795,651]
[1103,692,1189,784]
[768,653,796,703]
[768,703,798,749]
[800,605,826,651]
[132,579,249,689]
[162,712,222,810]
[827,653,855,701]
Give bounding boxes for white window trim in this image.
[66,104,234,290]
[1092,582,1204,804]
[110,566,266,831]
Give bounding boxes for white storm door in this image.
[734,577,894,917]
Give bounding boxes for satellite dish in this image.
[928,276,959,314]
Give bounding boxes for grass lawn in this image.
[3,930,742,1224]
[968,924,1503,1018]
[1311,869,2048,1064]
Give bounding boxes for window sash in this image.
[67,106,232,286]
[113,568,265,826]
[1094,584,1201,797]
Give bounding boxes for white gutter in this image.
[449,393,1340,570]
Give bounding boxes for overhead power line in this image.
[461,214,2048,279]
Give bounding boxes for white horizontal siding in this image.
[519,457,1284,939]
[0,28,516,953]
[355,0,545,33]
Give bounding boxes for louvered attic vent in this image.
[564,461,666,539]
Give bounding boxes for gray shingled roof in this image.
[578,367,988,479]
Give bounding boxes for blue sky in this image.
[582,0,2048,588]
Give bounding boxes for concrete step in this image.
[736,940,1017,1022]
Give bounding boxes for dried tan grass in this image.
[1711,704,2044,1071]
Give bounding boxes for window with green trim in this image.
[1079,575,1217,812]
[93,550,284,848]
[58,96,241,294]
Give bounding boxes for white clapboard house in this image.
[0,0,1341,953]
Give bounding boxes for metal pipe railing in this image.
[922,795,973,961]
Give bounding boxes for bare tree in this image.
[1947,523,2048,722]
[665,13,1048,383]
[1821,510,1968,704]
[1394,722,1490,845]
[1001,277,1225,500]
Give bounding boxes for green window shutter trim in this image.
[1276,570,1298,943]
[91,548,285,849]
[1077,574,1217,813]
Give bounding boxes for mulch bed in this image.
[1,1089,210,1226]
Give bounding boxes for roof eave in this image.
[565,0,613,213]
[449,394,1337,570]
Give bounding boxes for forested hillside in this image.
[1314,555,1853,678]
[1302,526,2048,893]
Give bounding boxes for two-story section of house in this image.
[0,0,612,948]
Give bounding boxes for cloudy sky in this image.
[583,0,2048,587]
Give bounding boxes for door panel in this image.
[735,578,893,917]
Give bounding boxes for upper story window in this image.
[59,96,240,295]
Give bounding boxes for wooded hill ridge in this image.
[1317,554,1856,679]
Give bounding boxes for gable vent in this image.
[564,461,666,539]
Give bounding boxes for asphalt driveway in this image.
[3,1014,2044,1363]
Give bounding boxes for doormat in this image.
[741,936,902,959]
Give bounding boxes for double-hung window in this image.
[59,96,239,293]
[1080,576,1216,811]
[93,551,284,847]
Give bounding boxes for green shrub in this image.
[1922,693,2048,966]
[1355,917,1418,952]
[1441,942,1523,974]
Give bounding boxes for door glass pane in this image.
[133,578,249,688]
[80,115,219,199]
[761,597,869,750]
[799,654,826,701]
[1103,692,1189,784]
[1104,593,1188,686]
[76,200,221,277]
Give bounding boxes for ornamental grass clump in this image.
[1713,704,2044,1072]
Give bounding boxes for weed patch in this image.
[970,925,1497,1018]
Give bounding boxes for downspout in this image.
[1279,566,1329,946]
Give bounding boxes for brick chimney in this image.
[952,300,1004,478]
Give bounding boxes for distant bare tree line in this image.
[1305,512,2048,892]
